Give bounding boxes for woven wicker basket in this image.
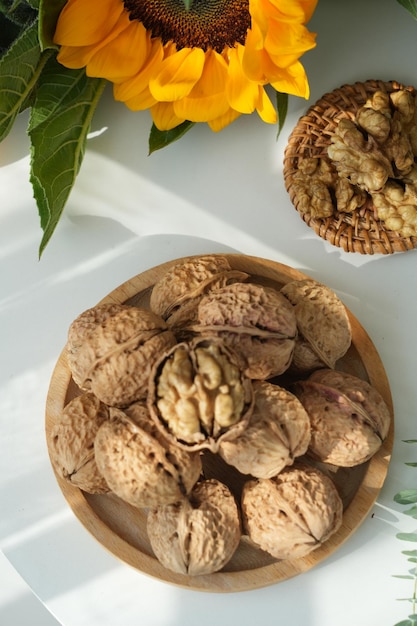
[283,79,417,254]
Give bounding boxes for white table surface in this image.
[2,0,417,624]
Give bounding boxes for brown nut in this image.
[293,369,391,467]
[66,305,177,407]
[48,392,110,494]
[195,282,297,379]
[148,337,254,452]
[66,303,127,388]
[241,464,343,560]
[280,279,352,372]
[147,478,241,576]
[94,403,202,508]
[219,381,311,479]
[149,255,248,330]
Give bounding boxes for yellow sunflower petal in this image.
[265,23,316,64]
[207,108,241,132]
[86,20,150,82]
[173,50,229,122]
[114,41,163,107]
[255,87,277,124]
[270,61,310,98]
[226,45,260,114]
[54,0,124,46]
[150,102,185,131]
[149,47,206,102]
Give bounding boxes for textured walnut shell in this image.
[293,369,391,466]
[195,282,297,379]
[66,305,177,407]
[219,381,311,478]
[147,478,241,576]
[280,279,352,372]
[148,337,254,452]
[94,403,202,508]
[48,392,110,494]
[67,303,127,388]
[241,464,343,560]
[150,255,248,329]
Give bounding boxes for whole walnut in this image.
[195,282,297,379]
[48,392,110,494]
[148,337,254,452]
[280,279,352,372]
[94,403,202,508]
[219,381,311,479]
[150,255,248,331]
[66,304,177,407]
[293,369,391,466]
[241,464,343,560]
[147,478,241,576]
[66,303,127,388]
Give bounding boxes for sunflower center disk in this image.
[123,0,251,52]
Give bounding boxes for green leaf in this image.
[394,621,416,626]
[38,0,66,50]
[0,20,53,142]
[29,59,106,255]
[395,490,417,505]
[404,506,417,519]
[397,0,417,19]
[403,550,417,557]
[393,575,416,579]
[148,120,195,154]
[397,532,417,542]
[276,91,288,137]
[406,463,417,467]
[404,440,417,444]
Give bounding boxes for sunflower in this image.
[54,0,317,132]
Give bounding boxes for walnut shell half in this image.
[280,279,352,372]
[148,337,254,452]
[147,478,241,576]
[241,464,343,560]
[293,369,391,466]
[94,403,202,508]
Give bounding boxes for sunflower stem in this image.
[182,0,193,10]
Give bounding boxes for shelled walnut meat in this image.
[150,254,248,331]
[66,304,177,407]
[218,381,311,479]
[293,369,391,466]
[147,478,241,576]
[194,282,297,379]
[49,391,110,494]
[94,402,202,508]
[280,279,352,372]
[148,337,254,451]
[242,464,343,560]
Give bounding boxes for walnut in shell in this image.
[219,381,311,479]
[293,369,391,466]
[195,282,297,379]
[280,279,352,372]
[241,464,343,560]
[147,478,241,576]
[148,337,254,452]
[66,302,127,388]
[66,305,177,407]
[48,392,110,494]
[149,255,248,330]
[94,403,202,508]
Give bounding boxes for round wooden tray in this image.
[283,79,417,255]
[45,254,394,592]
